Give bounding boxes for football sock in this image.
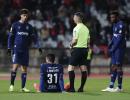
[80,71,87,89]
[21,73,27,88]
[68,71,75,90]
[10,71,16,85]
[109,70,117,88]
[117,71,123,89]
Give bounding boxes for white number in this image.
[47,73,58,84]
[47,74,52,84]
[54,73,58,83]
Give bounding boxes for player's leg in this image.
[116,64,123,91]
[9,64,19,91]
[109,64,117,88]
[86,60,91,76]
[67,48,80,92]
[68,65,75,92]
[114,49,124,92]
[102,52,117,92]
[78,48,88,92]
[78,65,87,92]
[20,66,30,92]
[112,49,124,92]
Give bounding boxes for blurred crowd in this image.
[0,0,130,48]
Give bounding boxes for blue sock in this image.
[117,71,123,89]
[10,71,16,85]
[21,73,27,88]
[109,70,117,88]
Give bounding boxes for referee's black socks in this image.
[79,71,87,91]
[68,71,75,91]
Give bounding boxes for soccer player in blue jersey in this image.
[102,11,126,92]
[33,54,64,92]
[7,9,42,92]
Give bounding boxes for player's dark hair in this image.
[109,11,119,17]
[20,9,29,15]
[46,54,55,63]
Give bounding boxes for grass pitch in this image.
[0,77,130,100]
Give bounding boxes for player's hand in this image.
[38,48,42,54]
[108,49,113,56]
[7,48,11,56]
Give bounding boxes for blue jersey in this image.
[40,63,64,92]
[109,21,126,52]
[109,21,126,65]
[8,21,39,51]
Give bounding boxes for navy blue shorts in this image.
[12,51,29,66]
[111,49,125,65]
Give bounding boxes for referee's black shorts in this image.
[69,48,88,66]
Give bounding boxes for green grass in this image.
[0,77,130,100]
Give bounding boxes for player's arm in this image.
[59,74,64,92]
[110,36,122,52]
[87,34,90,48]
[70,38,77,48]
[110,24,124,52]
[70,28,78,48]
[7,24,15,55]
[39,64,45,92]
[108,37,114,49]
[59,66,65,92]
[31,27,42,54]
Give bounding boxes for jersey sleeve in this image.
[117,23,125,35]
[59,65,64,91]
[108,37,114,49]
[110,36,123,52]
[39,64,45,92]
[111,22,125,52]
[73,27,79,40]
[8,24,16,49]
[30,26,41,48]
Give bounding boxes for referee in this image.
[68,12,90,92]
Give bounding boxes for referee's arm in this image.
[70,28,78,48]
[70,37,77,48]
[87,36,90,48]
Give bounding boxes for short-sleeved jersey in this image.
[73,23,90,48]
[8,21,38,51]
[40,63,64,92]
